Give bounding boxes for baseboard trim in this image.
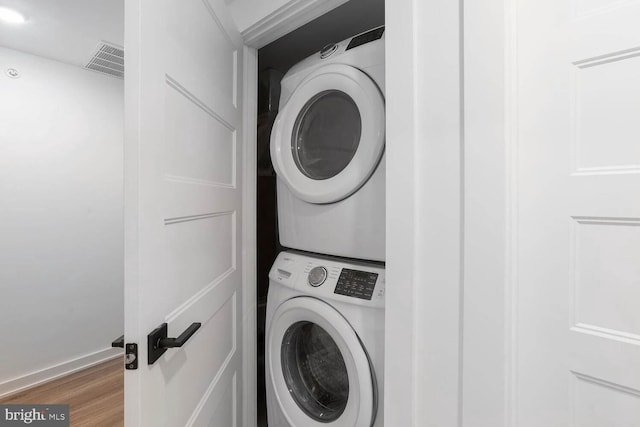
[0,347,122,399]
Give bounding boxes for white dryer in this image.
[266,251,385,427]
[270,27,386,262]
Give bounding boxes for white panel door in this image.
[124,0,245,425]
[515,0,640,425]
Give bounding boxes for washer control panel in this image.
[272,252,385,307]
[308,266,328,287]
[334,268,378,300]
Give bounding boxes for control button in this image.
[308,266,328,287]
[320,43,338,59]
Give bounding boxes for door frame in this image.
[237,4,355,427]
[238,0,470,426]
[385,1,466,426]
[462,0,510,425]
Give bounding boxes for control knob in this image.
[308,266,328,287]
[320,43,338,59]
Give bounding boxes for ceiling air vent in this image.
[85,42,124,79]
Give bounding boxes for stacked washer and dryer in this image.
[266,27,386,427]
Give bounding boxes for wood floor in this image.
[0,357,124,426]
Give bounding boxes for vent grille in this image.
[85,42,124,78]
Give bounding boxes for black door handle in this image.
[159,323,201,348]
[147,322,202,365]
[111,335,124,348]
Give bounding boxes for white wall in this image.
[0,47,124,396]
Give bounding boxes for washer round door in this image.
[270,64,385,204]
[268,297,377,426]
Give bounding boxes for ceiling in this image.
[0,0,123,68]
[0,0,382,73]
[258,0,384,74]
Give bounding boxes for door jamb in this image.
[385,1,465,426]
[240,46,258,427]
[238,3,349,427]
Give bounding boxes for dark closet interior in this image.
[256,1,384,424]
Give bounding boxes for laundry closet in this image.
[255,0,384,424]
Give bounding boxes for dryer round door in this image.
[270,64,385,204]
[267,297,377,427]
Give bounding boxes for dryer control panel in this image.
[334,268,378,300]
[346,26,385,51]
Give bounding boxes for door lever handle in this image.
[111,335,125,348]
[159,323,201,348]
[147,322,202,365]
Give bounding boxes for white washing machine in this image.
[270,27,386,262]
[266,251,385,427]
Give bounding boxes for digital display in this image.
[346,27,385,51]
[334,268,378,300]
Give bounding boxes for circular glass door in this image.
[281,321,349,422]
[271,64,385,204]
[268,297,376,427]
[292,90,362,180]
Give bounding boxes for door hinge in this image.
[125,343,138,370]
